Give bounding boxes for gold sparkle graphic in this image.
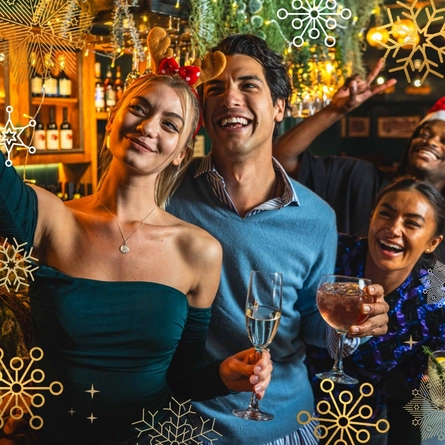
[0,347,63,430]
[378,0,445,84]
[132,397,222,444]
[297,379,390,444]
[0,237,38,292]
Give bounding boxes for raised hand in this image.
[330,58,397,114]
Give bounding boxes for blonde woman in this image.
[0,71,272,445]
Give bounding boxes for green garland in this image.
[189,0,380,80]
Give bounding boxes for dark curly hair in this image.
[373,175,445,268]
[212,34,292,140]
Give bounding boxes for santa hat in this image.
[419,97,445,125]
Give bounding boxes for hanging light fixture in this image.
[391,19,419,49]
[366,27,389,47]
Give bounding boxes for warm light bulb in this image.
[376,76,385,85]
[413,78,422,87]
[366,27,389,47]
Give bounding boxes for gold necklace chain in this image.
[99,198,157,254]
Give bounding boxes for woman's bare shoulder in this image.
[160,212,222,263]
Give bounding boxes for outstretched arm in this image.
[273,58,397,177]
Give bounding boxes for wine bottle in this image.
[30,56,43,97]
[94,62,105,112]
[33,110,46,150]
[46,106,59,150]
[114,66,123,103]
[57,55,72,98]
[104,65,116,112]
[44,56,58,97]
[60,107,73,150]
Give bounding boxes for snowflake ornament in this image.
[132,398,222,444]
[277,0,352,48]
[0,347,63,430]
[297,379,390,444]
[0,237,39,292]
[0,106,38,167]
[405,376,445,441]
[0,0,94,84]
[378,0,445,84]
[422,260,445,306]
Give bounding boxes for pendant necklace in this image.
[100,199,157,254]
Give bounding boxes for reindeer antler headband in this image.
[139,27,226,138]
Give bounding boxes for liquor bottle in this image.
[33,110,46,150]
[104,65,116,112]
[114,66,123,103]
[46,106,59,150]
[57,55,72,98]
[30,55,43,97]
[94,62,105,112]
[60,107,73,149]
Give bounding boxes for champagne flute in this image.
[233,270,282,421]
[316,274,372,385]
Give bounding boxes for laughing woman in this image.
[0,57,272,444]
[306,176,445,445]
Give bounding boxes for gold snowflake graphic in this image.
[378,0,445,83]
[132,397,222,444]
[0,106,38,167]
[0,237,39,292]
[422,260,445,306]
[0,347,63,430]
[297,379,390,444]
[405,375,445,441]
[277,0,352,48]
[0,0,94,84]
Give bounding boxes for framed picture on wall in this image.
[348,117,370,137]
[378,116,421,138]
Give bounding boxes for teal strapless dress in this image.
[0,158,226,445]
[28,265,208,445]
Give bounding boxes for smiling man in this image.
[167,34,389,445]
[273,94,445,263]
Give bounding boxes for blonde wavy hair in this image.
[97,74,201,208]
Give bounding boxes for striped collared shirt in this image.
[194,153,299,217]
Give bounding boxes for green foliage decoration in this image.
[189,0,381,82]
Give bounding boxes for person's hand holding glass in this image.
[316,274,373,385]
[233,270,282,421]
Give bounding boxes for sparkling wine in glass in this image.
[316,274,372,385]
[233,270,282,421]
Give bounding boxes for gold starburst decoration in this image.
[132,397,222,444]
[0,347,63,430]
[0,0,95,84]
[298,379,390,444]
[378,0,445,84]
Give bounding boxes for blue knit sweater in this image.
[167,158,337,444]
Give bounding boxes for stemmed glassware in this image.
[233,270,282,421]
[316,274,372,385]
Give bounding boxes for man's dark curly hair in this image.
[212,34,292,140]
